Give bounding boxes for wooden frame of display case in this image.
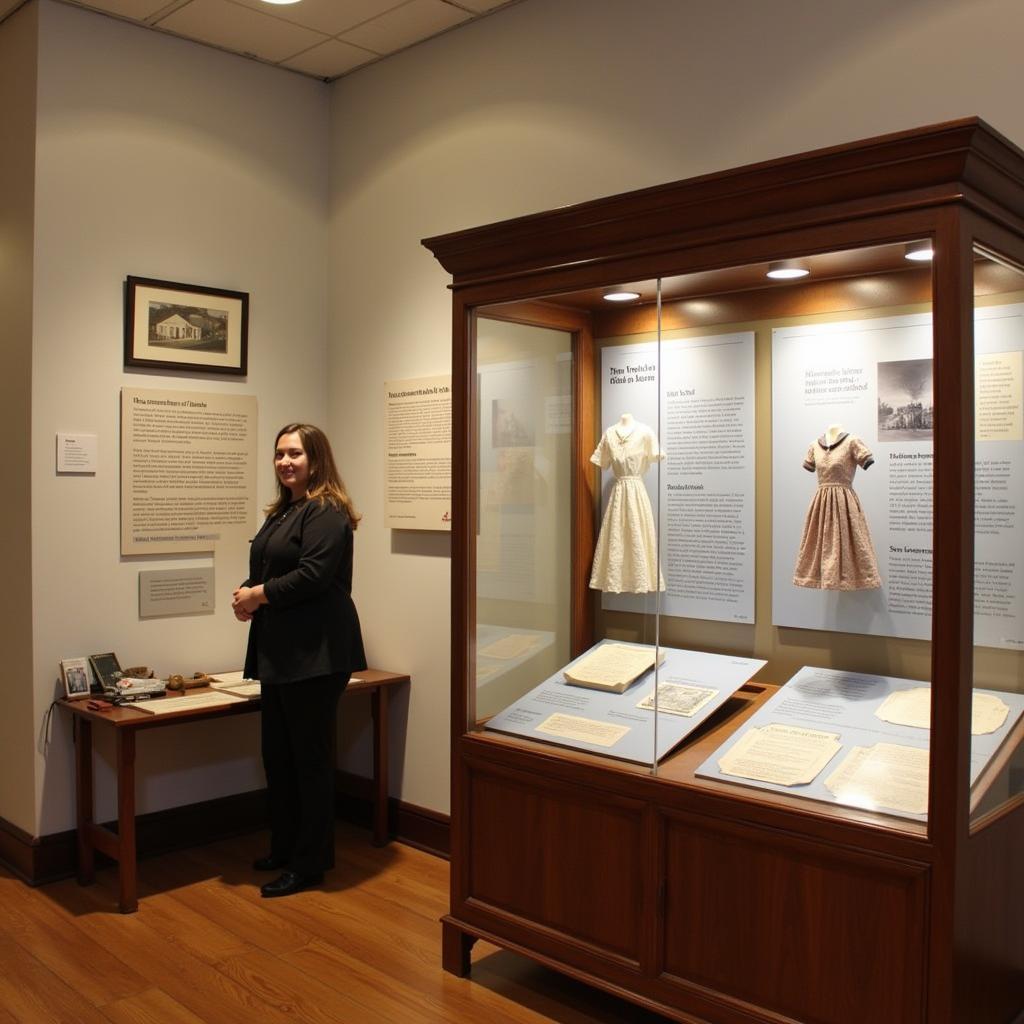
[423,118,1024,1024]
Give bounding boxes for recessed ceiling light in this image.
[904,241,934,262]
[603,290,641,302]
[261,0,302,5]
[766,259,810,280]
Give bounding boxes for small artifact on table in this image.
[167,672,219,691]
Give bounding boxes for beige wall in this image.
[5,0,1024,836]
[0,2,38,835]
[29,0,330,835]
[328,0,1024,814]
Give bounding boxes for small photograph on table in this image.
[60,657,93,699]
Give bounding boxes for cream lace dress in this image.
[793,433,881,590]
[589,423,665,593]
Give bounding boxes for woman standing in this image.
[233,423,366,898]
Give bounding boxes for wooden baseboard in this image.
[0,789,270,886]
[0,776,450,885]
[336,770,450,858]
[0,815,36,883]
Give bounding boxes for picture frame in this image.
[60,657,93,700]
[124,276,248,376]
[88,652,123,692]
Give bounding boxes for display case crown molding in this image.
[422,117,1024,286]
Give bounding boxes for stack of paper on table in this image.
[129,689,249,714]
[564,643,666,693]
[208,671,261,699]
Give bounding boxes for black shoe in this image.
[260,870,323,898]
[252,854,289,871]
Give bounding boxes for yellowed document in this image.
[975,350,1022,442]
[971,692,1011,734]
[874,687,1009,735]
[564,644,664,693]
[874,688,931,729]
[478,633,541,660]
[536,713,630,747]
[636,682,717,718]
[718,723,841,786]
[825,742,929,815]
[217,682,261,699]
[208,671,248,688]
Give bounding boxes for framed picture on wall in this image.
[60,657,93,700]
[124,276,248,376]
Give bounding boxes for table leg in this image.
[116,729,138,914]
[75,719,95,885]
[371,686,390,846]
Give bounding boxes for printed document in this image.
[718,723,842,786]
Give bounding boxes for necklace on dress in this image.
[614,427,636,443]
[277,497,305,524]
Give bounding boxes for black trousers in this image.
[260,673,348,875]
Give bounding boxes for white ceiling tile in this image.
[340,0,469,55]
[62,0,177,19]
[157,0,328,62]
[280,37,376,78]
[228,0,406,37]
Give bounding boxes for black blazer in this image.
[243,499,366,685]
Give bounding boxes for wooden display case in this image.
[423,119,1024,1024]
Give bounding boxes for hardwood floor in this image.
[0,823,667,1024]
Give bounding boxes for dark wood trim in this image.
[335,770,450,858]
[444,207,952,315]
[0,790,268,886]
[423,119,1024,284]
[926,206,975,1024]
[0,785,451,887]
[0,814,36,883]
[451,293,474,911]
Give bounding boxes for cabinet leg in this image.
[442,919,477,977]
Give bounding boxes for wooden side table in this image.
[61,668,410,913]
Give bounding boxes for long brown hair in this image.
[266,423,361,528]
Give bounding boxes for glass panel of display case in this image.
[474,284,664,772]
[469,239,974,831]
[676,240,938,833]
[473,312,574,720]
[969,247,1024,827]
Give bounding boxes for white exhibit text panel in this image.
[771,305,1024,649]
[384,375,452,531]
[121,387,257,556]
[598,332,756,624]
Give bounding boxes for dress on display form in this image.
[793,427,881,590]
[590,414,666,593]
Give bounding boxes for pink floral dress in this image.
[793,433,881,590]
